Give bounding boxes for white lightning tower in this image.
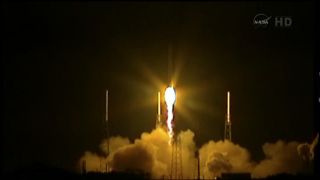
[156,91,161,128]
[105,90,110,172]
[224,91,232,141]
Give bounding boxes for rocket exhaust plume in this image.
[164,86,176,142]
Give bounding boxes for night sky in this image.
[3,2,316,172]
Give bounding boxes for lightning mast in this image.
[156,91,161,128]
[224,91,232,141]
[105,90,110,172]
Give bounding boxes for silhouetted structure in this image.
[195,150,200,180]
[156,91,162,128]
[170,135,183,179]
[221,172,251,180]
[224,91,232,141]
[105,90,110,173]
[4,165,318,180]
[81,160,86,174]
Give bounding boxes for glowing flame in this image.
[165,87,176,142]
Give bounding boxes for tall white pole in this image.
[227,91,230,122]
[106,90,108,122]
[106,90,109,173]
[158,91,161,116]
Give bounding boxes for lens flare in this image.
[164,87,176,142]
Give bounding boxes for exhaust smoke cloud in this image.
[79,127,317,178]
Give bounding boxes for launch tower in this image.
[224,91,232,141]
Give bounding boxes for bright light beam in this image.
[165,86,176,142]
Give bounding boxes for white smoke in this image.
[100,136,130,155]
[205,152,232,177]
[79,128,317,178]
[297,133,319,161]
[110,142,154,173]
[252,140,305,178]
[79,151,107,172]
[199,140,254,178]
[79,128,197,179]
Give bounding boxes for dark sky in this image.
[3,1,316,172]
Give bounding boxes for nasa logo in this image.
[253,14,272,29]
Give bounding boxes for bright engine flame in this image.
[164,87,176,142]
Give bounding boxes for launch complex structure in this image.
[155,45,233,179]
[105,90,110,173]
[225,91,232,141]
[81,44,233,178]
[156,89,232,179]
